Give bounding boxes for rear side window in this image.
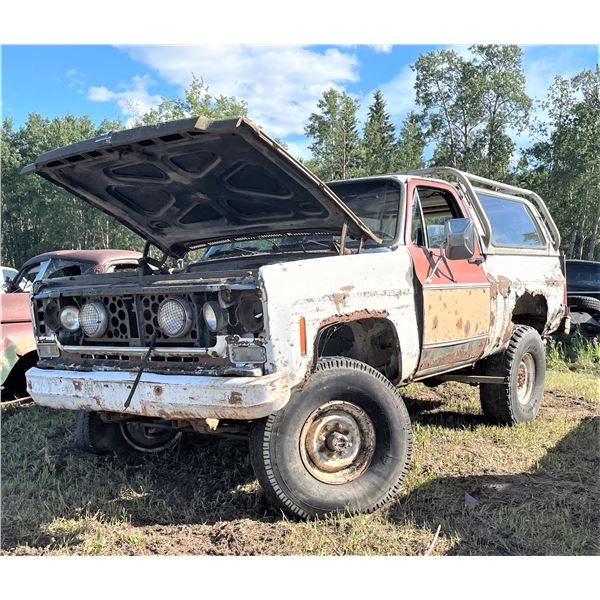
[478,193,546,248]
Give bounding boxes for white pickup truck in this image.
[23,117,568,518]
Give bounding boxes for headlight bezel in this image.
[236,292,264,334]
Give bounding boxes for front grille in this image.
[36,290,229,350]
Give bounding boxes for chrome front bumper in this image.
[26,367,290,420]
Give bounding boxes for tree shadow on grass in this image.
[389,416,600,555]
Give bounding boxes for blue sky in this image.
[2,44,598,159]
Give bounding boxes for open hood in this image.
[22,117,380,257]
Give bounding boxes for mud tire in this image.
[249,357,412,519]
[479,325,546,425]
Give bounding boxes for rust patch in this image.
[340,285,354,292]
[319,309,389,328]
[331,293,348,312]
[154,385,163,397]
[456,318,463,330]
[228,392,243,405]
[417,337,487,373]
[433,316,438,329]
[464,320,471,335]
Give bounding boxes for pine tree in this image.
[362,89,397,175]
[305,88,363,180]
[394,111,426,171]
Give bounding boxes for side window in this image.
[107,263,139,273]
[411,191,426,246]
[417,186,463,248]
[478,193,546,248]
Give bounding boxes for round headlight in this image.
[202,301,228,332]
[59,306,80,331]
[157,297,193,337]
[80,300,109,338]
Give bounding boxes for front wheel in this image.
[249,357,413,519]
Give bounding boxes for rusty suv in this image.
[22,117,568,518]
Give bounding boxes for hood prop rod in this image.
[124,331,157,409]
[339,221,349,255]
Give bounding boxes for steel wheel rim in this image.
[299,400,375,485]
[516,353,536,405]
[120,422,182,452]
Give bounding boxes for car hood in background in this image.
[22,117,380,257]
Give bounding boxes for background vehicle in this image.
[22,117,566,518]
[1,249,142,398]
[1,266,18,293]
[564,259,600,337]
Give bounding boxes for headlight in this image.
[236,292,264,333]
[59,306,80,331]
[202,301,228,332]
[80,300,109,338]
[157,297,193,337]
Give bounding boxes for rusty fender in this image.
[25,367,290,420]
[259,248,421,387]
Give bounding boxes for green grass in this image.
[1,369,598,556]
[546,335,600,373]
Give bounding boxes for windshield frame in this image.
[191,175,406,263]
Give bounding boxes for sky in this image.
[1,44,598,160]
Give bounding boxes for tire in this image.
[75,411,181,454]
[249,357,413,519]
[479,325,546,425]
[568,295,600,316]
[75,411,127,454]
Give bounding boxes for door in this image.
[406,180,491,376]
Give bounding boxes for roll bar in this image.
[404,167,561,250]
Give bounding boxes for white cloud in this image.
[370,44,393,54]
[87,74,164,124]
[376,65,417,124]
[284,138,312,162]
[113,45,359,137]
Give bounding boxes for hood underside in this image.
[22,117,379,257]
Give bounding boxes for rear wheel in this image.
[479,325,546,424]
[249,357,412,519]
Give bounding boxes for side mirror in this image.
[444,218,476,260]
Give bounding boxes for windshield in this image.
[199,179,402,262]
[13,259,95,292]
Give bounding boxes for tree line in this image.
[2,47,599,269]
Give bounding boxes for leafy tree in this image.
[413,45,531,179]
[305,88,363,180]
[362,90,397,175]
[393,111,426,171]
[130,74,248,126]
[519,67,600,259]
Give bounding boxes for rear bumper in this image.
[26,367,290,420]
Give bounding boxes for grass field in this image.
[1,367,598,556]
